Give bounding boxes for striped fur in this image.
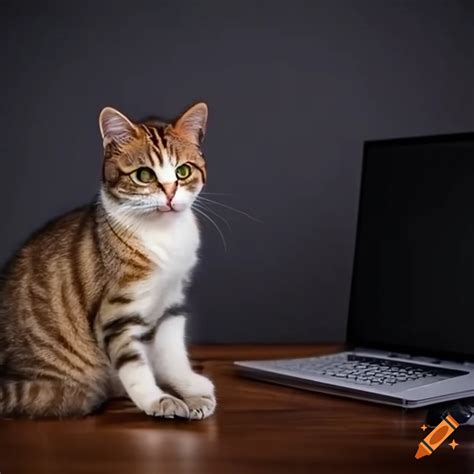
[0,103,216,419]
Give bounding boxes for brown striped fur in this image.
[0,103,208,417]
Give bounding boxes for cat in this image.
[0,102,216,419]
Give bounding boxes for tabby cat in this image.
[0,103,216,419]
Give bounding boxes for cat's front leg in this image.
[97,295,189,418]
[149,306,216,420]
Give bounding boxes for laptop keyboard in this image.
[272,354,444,386]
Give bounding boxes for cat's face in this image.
[99,103,207,215]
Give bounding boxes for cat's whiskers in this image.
[196,196,262,223]
[191,205,227,251]
[192,201,231,231]
[119,201,158,213]
[110,198,234,253]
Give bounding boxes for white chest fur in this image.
[133,209,200,316]
[136,209,200,274]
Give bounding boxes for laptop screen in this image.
[347,133,474,362]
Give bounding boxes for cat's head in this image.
[98,103,207,215]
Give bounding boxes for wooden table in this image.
[0,345,473,473]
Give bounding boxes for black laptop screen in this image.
[347,133,474,361]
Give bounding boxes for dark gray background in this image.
[1,1,473,343]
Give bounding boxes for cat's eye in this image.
[176,164,192,180]
[133,167,156,184]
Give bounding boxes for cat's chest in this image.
[137,213,199,280]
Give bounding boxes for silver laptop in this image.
[236,132,474,408]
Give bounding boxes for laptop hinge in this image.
[355,347,472,367]
[353,347,413,359]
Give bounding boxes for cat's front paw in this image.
[178,373,215,399]
[146,394,190,419]
[184,394,217,420]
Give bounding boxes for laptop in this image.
[235,132,474,408]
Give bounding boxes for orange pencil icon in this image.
[415,413,460,459]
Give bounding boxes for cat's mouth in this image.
[158,205,178,213]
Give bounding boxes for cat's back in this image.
[25,205,94,256]
[0,204,107,327]
[1,205,96,281]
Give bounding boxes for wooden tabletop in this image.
[1,345,473,473]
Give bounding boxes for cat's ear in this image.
[173,102,208,145]
[99,107,138,146]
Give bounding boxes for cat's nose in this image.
[161,182,177,204]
